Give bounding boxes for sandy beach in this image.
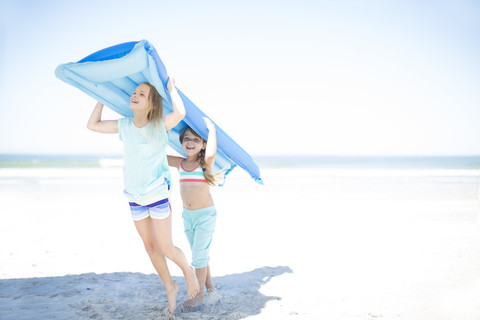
[1,162,480,319]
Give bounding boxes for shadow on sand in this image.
[0,266,292,320]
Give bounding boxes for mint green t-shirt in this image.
[118,118,171,199]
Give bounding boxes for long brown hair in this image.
[142,82,163,122]
[179,127,218,186]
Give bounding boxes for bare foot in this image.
[185,267,200,299]
[166,281,179,314]
[206,287,215,294]
[184,292,204,308]
[204,288,221,305]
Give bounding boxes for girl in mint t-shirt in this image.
[87,78,198,314]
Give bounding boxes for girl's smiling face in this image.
[130,84,151,112]
[182,129,205,156]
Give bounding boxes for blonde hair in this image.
[142,82,163,122]
[179,127,218,186]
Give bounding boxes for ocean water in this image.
[1,154,478,211]
[1,154,480,187]
[1,154,479,205]
[1,154,480,170]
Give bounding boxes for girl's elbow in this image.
[174,101,186,119]
[87,122,100,132]
[178,109,186,120]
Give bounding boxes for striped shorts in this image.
[129,198,170,221]
[125,179,171,221]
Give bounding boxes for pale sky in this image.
[1,0,479,156]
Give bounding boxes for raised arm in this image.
[203,117,217,170]
[163,77,186,132]
[86,102,118,133]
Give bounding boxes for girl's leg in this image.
[205,266,215,292]
[151,212,199,298]
[184,267,208,307]
[134,217,179,313]
[203,265,220,304]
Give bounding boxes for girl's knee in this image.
[143,240,158,256]
[159,243,176,259]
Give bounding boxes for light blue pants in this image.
[182,206,217,269]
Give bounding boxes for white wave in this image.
[99,158,124,167]
[261,167,480,178]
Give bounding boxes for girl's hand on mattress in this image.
[203,117,215,131]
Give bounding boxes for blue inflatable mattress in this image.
[55,40,262,185]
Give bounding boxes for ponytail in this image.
[197,148,218,186]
